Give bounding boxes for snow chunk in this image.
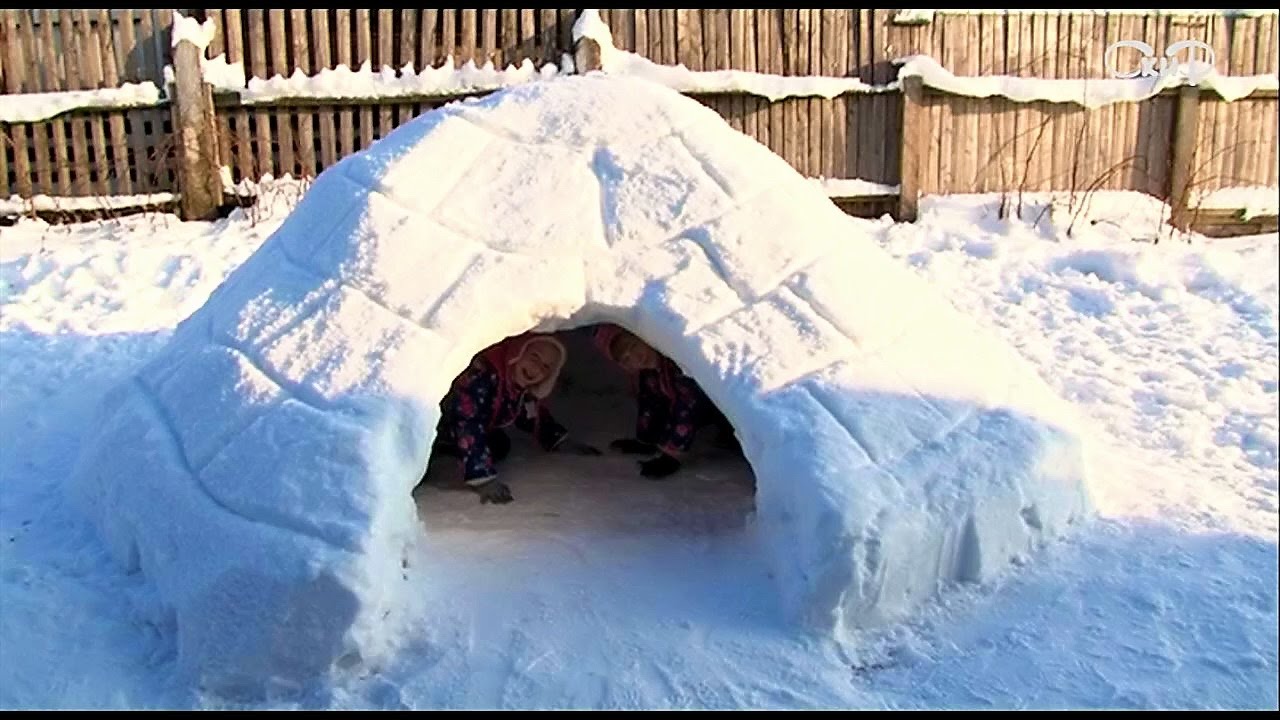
[572,8,615,45]
[161,12,246,91]
[201,53,247,92]
[170,10,217,51]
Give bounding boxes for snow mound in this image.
[68,75,1091,694]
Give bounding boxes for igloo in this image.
[68,75,1091,692]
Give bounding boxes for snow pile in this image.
[898,54,1280,107]
[0,83,164,124]
[573,10,894,99]
[888,192,1278,541]
[67,74,1090,694]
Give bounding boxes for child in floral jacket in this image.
[435,333,599,503]
[591,324,736,479]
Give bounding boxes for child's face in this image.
[512,341,560,389]
[612,333,660,373]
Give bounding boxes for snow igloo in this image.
[68,74,1091,693]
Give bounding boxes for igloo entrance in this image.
[414,324,757,534]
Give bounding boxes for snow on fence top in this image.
[811,178,901,198]
[0,83,164,124]
[3,9,1275,122]
[897,54,1280,108]
[1191,185,1280,220]
[894,9,1279,24]
[197,8,898,103]
[0,192,176,215]
[231,57,571,104]
[170,9,217,51]
[573,9,896,99]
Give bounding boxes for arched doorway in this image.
[415,324,757,534]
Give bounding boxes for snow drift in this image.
[67,74,1091,693]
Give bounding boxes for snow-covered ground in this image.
[0,182,1275,709]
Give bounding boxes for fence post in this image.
[574,36,603,73]
[1168,85,1201,232]
[171,37,223,221]
[897,75,925,222]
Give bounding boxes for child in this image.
[591,324,737,479]
[434,333,600,504]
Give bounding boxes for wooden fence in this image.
[2,9,1277,224]
[0,10,177,198]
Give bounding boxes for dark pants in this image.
[432,428,511,462]
[637,370,738,455]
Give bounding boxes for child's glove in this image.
[610,438,658,455]
[638,452,681,479]
[712,428,741,452]
[557,439,603,456]
[472,479,514,504]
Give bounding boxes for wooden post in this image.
[1,11,33,197]
[1168,85,1201,232]
[897,75,926,222]
[171,38,223,220]
[574,36,603,73]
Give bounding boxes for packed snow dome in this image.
[68,74,1091,692]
